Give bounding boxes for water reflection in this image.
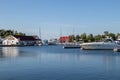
[0,47,37,58]
[102,53,120,73]
[0,47,19,58]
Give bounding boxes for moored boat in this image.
[80,37,120,50]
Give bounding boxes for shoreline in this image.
[0,45,39,47]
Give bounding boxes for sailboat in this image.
[37,27,42,46]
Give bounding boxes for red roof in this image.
[59,36,70,43]
[14,35,40,41]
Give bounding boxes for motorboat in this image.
[80,37,120,50]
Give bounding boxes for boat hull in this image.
[81,42,118,50]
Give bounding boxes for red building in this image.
[59,36,70,43]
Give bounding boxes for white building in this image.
[2,35,19,45]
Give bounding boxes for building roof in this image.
[59,36,70,43]
[14,35,41,41]
[59,36,70,40]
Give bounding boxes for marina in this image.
[0,0,120,80]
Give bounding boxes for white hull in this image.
[81,42,120,50]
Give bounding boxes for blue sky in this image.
[0,0,120,39]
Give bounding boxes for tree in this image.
[101,35,105,39]
[104,31,109,36]
[87,34,94,42]
[68,31,120,43]
[76,35,80,42]
[108,33,116,40]
[80,33,88,42]
[0,29,26,38]
[69,35,75,42]
[94,35,102,42]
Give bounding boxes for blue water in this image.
[0,45,120,80]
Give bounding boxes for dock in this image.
[63,44,81,49]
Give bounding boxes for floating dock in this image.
[63,44,81,49]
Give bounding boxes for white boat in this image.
[80,37,120,50]
[48,39,57,45]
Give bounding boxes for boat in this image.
[48,42,57,45]
[80,37,120,50]
[48,39,57,45]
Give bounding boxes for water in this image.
[0,45,120,80]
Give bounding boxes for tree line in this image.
[69,31,120,42]
[0,29,26,38]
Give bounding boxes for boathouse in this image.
[14,35,42,46]
[2,35,42,46]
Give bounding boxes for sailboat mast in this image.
[73,28,75,42]
[73,27,74,35]
[60,28,62,37]
[39,27,41,39]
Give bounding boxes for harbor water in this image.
[0,45,120,80]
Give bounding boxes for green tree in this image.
[87,34,94,42]
[94,35,102,42]
[69,35,75,42]
[76,35,80,42]
[80,33,88,42]
[108,33,116,40]
[104,31,109,36]
[101,35,105,39]
[0,29,26,38]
